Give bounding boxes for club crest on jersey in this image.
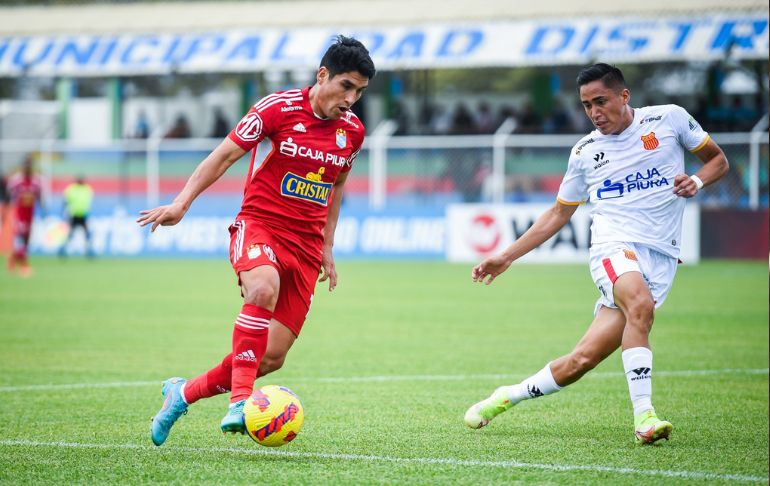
[641,132,659,150]
[335,128,347,149]
[247,244,261,259]
[281,169,333,206]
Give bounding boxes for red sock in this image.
[182,353,232,405]
[230,304,271,403]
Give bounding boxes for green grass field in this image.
[1,258,767,485]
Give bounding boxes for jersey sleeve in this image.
[671,105,710,152]
[556,151,587,205]
[227,96,279,151]
[341,126,365,174]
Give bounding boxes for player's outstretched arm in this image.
[673,138,729,198]
[319,171,349,292]
[472,201,578,285]
[137,138,246,232]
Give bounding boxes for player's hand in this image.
[136,202,187,232]
[471,254,512,285]
[318,246,337,291]
[673,174,698,198]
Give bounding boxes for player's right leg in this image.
[465,306,625,429]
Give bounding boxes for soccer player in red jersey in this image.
[6,155,42,277]
[138,36,375,446]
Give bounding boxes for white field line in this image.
[0,368,766,393]
[0,439,766,483]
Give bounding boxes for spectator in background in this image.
[476,101,496,134]
[58,175,95,258]
[728,96,758,132]
[417,102,435,135]
[518,102,542,134]
[391,100,411,136]
[429,105,452,135]
[450,103,476,135]
[133,110,150,139]
[210,108,230,138]
[165,114,192,139]
[496,105,519,132]
[446,103,484,201]
[543,99,572,134]
[6,155,42,277]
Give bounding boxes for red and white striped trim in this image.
[349,147,361,165]
[254,91,303,113]
[231,220,246,264]
[602,258,619,284]
[235,313,270,331]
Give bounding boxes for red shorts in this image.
[228,219,322,337]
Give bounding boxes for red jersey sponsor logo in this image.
[280,168,333,206]
[279,137,348,167]
[235,113,263,141]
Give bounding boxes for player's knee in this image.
[242,281,278,308]
[625,295,655,330]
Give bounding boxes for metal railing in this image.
[1,127,767,211]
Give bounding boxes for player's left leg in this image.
[465,307,625,429]
[220,264,277,434]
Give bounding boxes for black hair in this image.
[320,35,376,80]
[576,63,626,91]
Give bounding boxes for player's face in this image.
[579,80,631,135]
[315,67,369,120]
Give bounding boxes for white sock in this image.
[502,363,562,404]
[179,382,189,404]
[622,347,653,416]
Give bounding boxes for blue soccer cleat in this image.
[220,399,246,434]
[150,377,188,446]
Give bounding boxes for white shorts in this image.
[589,241,678,315]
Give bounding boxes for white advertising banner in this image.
[446,203,700,264]
[1,13,766,76]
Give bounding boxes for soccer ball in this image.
[243,385,304,447]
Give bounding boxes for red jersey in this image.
[7,173,41,223]
[228,87,365,251]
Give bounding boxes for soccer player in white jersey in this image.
[463,63,729,444]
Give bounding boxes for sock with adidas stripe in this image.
[622,347,653,416]
[181,353,233,405]
[230,304,271,403]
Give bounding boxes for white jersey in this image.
[557,104,709,258]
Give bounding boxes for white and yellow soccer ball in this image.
[243,385,304,447]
